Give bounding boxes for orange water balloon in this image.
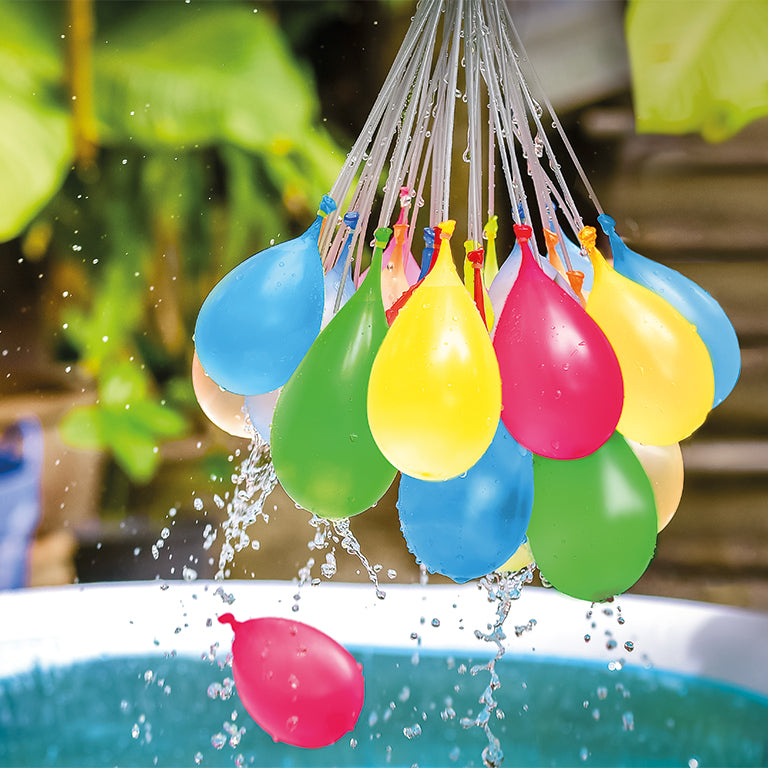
[581,227,715,445]
[192,351,250,439]
[367,220,501,481]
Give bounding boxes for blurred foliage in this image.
[0,0,345,482]
[627,0,768,141]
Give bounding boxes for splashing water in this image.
[292,514,387,602]
[211,435,277,581]
[459,565,535,768]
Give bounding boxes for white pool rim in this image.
[1,581,767,698]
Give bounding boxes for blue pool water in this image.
[1,648,767,767]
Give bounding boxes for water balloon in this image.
[625,437,684,532]
[397,420,533,583]
[321,212,358,329]
[191,351,251,439]
[271,227,397,519]
[497,538,534,573]
[244,388,281,443]
[599,213,740,407]
[368,220,501,481]
[492,224,623,459]
[527,432,658,602]
[581,226,715,446]
[195,195,336,395]
[219,613,364,749]
[487,239,562,325]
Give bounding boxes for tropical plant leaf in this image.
[58,404,106,451]
[0,2,73,241]
[93,3,325,152]
[627,0,768,141]
[101,407,162,484]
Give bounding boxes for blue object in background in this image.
[0,417,43,590]
[599,213,741,407]
[397,420,533,583]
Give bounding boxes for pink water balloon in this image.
[492,224,624,459]
[219,613,365,749]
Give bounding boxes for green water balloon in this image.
[271,227,397,520]
[527,432,658,602]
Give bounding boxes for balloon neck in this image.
[343,211,360,230]
[318,194,337,218]
[566,270,586,306]
[578,225,609,275]
[218,613,237,629]
[513,224,538,270]
[596,213,617,235]
[463,239,479,257]
[422,227,435,247]
[596,213,626,268]
[513,223,533,244]
[437,219,456,240]
[371,226,392,275]
[483,214,498,240]
[543,228,566,275]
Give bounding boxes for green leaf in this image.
[58,404,106,451]
[0,2,73,240]
[127,400,188,440]
[102,407,162,484]
[98,359,150,407]
[94,3,320,151]
[627,0,768,141]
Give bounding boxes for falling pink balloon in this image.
[219,613,365,749]
[492,224,624,459]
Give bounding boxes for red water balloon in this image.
[493,224,624,459]
[219,613,365,749]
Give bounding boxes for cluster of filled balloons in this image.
[194,195,740,604]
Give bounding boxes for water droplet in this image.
[624,641,635,652]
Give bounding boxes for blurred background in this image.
[0,0,766,607]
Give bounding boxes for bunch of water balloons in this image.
[193,0,740,605]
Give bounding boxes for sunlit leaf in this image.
[58,404,106,451]
[93,3,324,152]
[102,408,162,483]
[0,2,73,240]
[627,0,768,141]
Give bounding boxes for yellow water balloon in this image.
[497,539,534,573]
[367,220,502,481]
[581,227,714,445]
[625,438,684,532]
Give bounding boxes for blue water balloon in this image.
[599,213,740,407]
[195,195,337,395]
[397,420,534,583]
[322,212,358,328]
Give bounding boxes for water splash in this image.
[292,515,386,601]
[459,565,535,768]
[212,435,277,581]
